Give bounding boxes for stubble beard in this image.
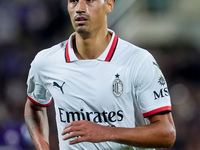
[76,26,91,40]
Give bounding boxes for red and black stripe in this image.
[28,96,52,107]
[65,34,118,62]
[104,34,118,62]
[65,41,70,63]
[143,106,172,118]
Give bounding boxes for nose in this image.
[76,0,86,13]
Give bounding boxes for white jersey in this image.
[27,29,171,150]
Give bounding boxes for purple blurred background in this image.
[0,0,200,149]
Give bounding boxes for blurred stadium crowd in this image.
[0,0,200,150]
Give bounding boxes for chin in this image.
[76,27,91,39]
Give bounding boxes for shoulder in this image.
[32,40,68,66]
[116,38,153,61]
[35,41,67,60]
[116,38,159,79]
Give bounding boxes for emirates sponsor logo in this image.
[58,108,124,126]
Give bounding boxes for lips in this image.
[74,15,88,24]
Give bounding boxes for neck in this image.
[74,28,112,60]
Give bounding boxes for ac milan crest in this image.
[112,74,123,97]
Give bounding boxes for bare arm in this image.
[62,112,176,148]
[111,112,176,148]
[24,98,50,150]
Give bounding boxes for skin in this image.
[67,0,113,60]
[24,99,50,150]
[62,113,175,148]
[24,0,176,149]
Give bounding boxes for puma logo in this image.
[53,82,65,94]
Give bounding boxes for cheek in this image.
[95,10,106,22]
[68,10,74,23]
[68,5,74,18]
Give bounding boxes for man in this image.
[24,0,176,149]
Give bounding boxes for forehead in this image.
[68,0,106,2]
[67,0,107,7]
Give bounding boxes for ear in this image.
[106,0,114,14]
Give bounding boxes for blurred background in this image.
[0,0,200,149]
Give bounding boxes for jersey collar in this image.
[65,29,118,63]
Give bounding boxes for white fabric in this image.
[27,30,171,150]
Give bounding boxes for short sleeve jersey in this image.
[27,29,171,150]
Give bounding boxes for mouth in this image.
[74,15,88,25]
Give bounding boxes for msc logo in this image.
[153,87,169,100]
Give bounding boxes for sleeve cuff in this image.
[143,106,171,118]
[28,96,52,107]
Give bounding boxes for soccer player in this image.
[24,0,176,149]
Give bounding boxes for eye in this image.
[69,0,78,3]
